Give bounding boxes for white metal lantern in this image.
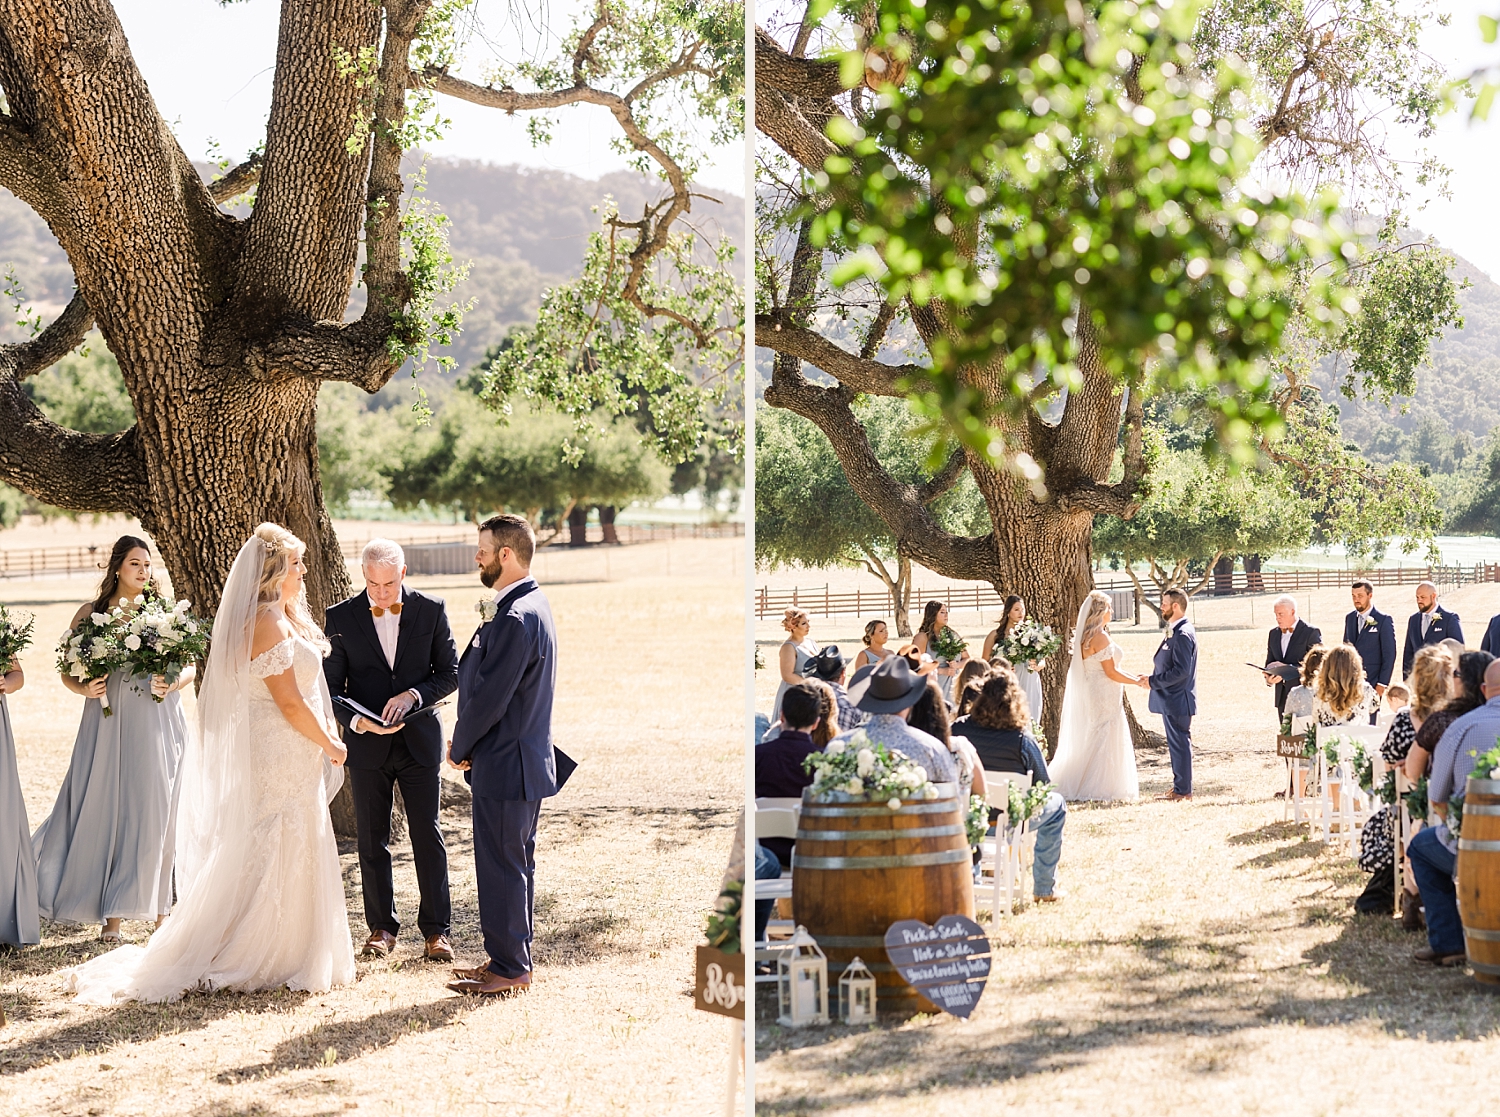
[777,925,830,1026]
[839,956,877,1025]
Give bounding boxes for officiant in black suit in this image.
[1343,578,1397,708]
[325,539,459,963]
[1263,595,1321,714]
[1402,580,1464,678]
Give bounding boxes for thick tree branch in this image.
[757,317,924,396]
[756,26,844,98]
[756,83,838,171]
[5,292,93,380]
[244,316,394,392]
[916,448,967,505]
[208,152,264,204]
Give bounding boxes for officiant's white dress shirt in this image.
[352,604,422,733]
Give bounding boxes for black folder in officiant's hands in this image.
[333,694,449,729]
[1248,663,1300,687]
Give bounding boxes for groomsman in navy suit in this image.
[1138,589,1198,801]
[1344,580,1396,720]
[445,514,575,996]
[1402,580,1464,678]
[1482,613,1500,657]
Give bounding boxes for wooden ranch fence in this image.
[755,563,1500,620]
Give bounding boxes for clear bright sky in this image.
[110,0,745,193]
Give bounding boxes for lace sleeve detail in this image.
[249,637,296,679]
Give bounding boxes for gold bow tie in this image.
[371,603,403,617]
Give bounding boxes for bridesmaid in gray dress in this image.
[0,656,37,948]
[32,537,195,942]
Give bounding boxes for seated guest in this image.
[908,680,985,802]
[1313,644,1378,728]
[807,646,868,733]
[753,842,781,945]
[1402,581,1464,679]
[956,679,986,719]
[1264,595,1322,716]
[1408,656,1500,965]
[807,680,840,748]
[839,657,958,785]
[1354,648,1447,920]
[1384,683,1410,715]
[953,659,992,714]
[1404,650,1491,785]
[950,671,1067,902]
[754,683,824,867]
[1283,644,1329,735]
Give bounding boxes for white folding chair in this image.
[752,803,799,981]
[1315,725,1380,853]
[976,769,1034,923]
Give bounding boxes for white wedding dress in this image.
[1049,612,1138,802]
[65,538,354,1004]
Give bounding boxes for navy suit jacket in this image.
[1482,614,1500,657]
[1403,606,1464,678]
[451,576,566,802]
[324,587,458,769]
[1147,618,1197,718]
[1343,609,1397,688]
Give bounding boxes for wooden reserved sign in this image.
[1276,734,1308,759]
[694,945,746,1020]
[883,915,992,1019]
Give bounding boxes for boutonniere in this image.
[1364,616,1378,631]
[476,598,499,624]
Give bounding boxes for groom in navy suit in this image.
[445,514,575,996]
[1138,589,1198,801]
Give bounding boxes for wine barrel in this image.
[792,792,975,1019]
[1457,775,1500,985]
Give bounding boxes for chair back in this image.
[755,806,799,841]
[982,769,1032,810]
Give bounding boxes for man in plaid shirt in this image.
[807,647,868,733]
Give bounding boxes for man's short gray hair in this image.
[1272,595,1298,613]
[361,538,405,570]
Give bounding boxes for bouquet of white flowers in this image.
[57,611,127,716]
[117,594,209,701]
[801,729,937,810]
[0,604,35,674]
[998,618,1062,668]
[929,625,968,662]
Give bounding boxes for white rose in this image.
[826,740,846,756]
[175,600,191,615]
[91,612,109,626]
[924,785,940,799]
[855,748,875,776]
[185,621,198,634]
[123,634,142,651]
[846,778,865,795]
[887,797,902,810]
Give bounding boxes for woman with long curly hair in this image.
[33,536,195,943]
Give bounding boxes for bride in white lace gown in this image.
[1049,590,1141,802]
[65,524,354,1004]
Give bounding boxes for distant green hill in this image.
[0,155,745,376]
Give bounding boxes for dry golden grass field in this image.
[754,580,1500,1116]
[1,534,746,1117]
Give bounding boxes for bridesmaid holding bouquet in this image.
[0,605,37,948]
[33,536,194,942]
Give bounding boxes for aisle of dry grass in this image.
[1,538,745,1117]
[754,583,1500,1116]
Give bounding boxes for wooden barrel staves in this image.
[1458,775,1500,985]
[792,791,975,1019]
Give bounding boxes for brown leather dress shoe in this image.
[424,934,455,962]
[1157,791,1193,801]
[446,969,532,996]
[451,965,489,982]
[362,930,397,958]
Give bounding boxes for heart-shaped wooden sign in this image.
[883,914,991,1019]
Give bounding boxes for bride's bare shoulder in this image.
[251,609,293,659]
[1081,632,1110,657]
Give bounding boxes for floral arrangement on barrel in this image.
[116,594,209,701]
[802,730,936,810]
[57,611,127,716]
[997,618,1062,670]
[0,604,35,675]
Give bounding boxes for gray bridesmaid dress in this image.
[32,671,187,925]
[0,692,39,946]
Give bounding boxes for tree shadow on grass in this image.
[754,906,1500,1112]
[214,996,477,1084]
[0,986,312,1077]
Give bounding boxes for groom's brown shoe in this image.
[424,934,455,963]
[362,930,397,958]
[446,969,532,997]
[1157,791,1193,802]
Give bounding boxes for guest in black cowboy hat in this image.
[840,656,958,785]
[807,645,867,733]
